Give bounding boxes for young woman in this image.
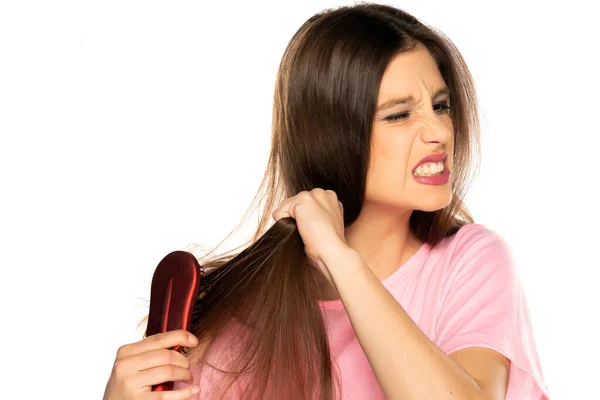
[102,3,550,399]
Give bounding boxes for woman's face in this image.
[365,45,454,213]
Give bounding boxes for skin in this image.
[103,330,202,399]
[102,45,508,400]
[314,44,454,299]
[354,45,509,397]
[346,43,454,282]
[273,45,510,399]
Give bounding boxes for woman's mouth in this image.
[412,161,445,177]
[411,160,450,185]
[411,152,450,185]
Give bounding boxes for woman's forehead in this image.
[378,48,447,102]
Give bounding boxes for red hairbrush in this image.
[146,250,202,391]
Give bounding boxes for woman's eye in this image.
[384,101,451,122]
[385,112,409,122]
[434,101,451,114]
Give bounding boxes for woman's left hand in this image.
[272,188,349,281]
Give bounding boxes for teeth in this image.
[414,161,444,176]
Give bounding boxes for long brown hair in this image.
[150,3,481,398]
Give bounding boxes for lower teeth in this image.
[415,172,443,177]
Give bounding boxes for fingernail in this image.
[191,385,200,394]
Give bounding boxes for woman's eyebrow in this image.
[376,87,450,111]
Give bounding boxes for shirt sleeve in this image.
[434,224,551,399]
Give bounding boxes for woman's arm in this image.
[320,244,509,400]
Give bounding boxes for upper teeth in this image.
[414,161,444,176]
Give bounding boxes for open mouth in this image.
[412,161,445,177]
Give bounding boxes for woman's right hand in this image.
[102,330,201,400]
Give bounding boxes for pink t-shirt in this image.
[175,223,550,399]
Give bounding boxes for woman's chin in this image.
[414,193,453,212]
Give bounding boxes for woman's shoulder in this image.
[452,222,502,241]
[438,222,511,255]
[430,222,516,279]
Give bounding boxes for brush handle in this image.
[146,250,201,391]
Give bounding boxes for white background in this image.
[1,1,598,398]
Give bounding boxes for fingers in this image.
[133,364,195,388]
[324,189,337,198]
[116,330,198,361]
[272,194,297,220]
[125,348,190,373]
[104,330,202,399]
[272,203,292,221]
[273,189,343,221]
[324,190,343,209]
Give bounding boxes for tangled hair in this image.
[144,2,481,398]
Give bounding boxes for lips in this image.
[412,152,447,173]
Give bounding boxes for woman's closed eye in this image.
[384,101,451,122]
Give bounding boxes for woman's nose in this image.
[419,112,452,144]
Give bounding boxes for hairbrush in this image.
[146,250,202,391]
